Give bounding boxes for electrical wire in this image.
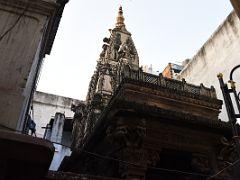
[1,125,239,179]
[55,141,240,179]
[0,2,30,41]
[52,141,208,178]
[205,158,240,180]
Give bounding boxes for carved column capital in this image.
[106,115,147,179]
[106,116,146,148]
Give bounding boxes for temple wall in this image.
[178,11,240,122]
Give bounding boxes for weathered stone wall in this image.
[0,0,66,131]
[178,11,240,122]
[33,91,81,137]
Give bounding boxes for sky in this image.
[37,0,233,100]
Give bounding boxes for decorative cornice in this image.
[117,67,222,108]
[109,99,230,132]
[120,78,222,109]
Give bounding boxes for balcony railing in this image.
[120,66,217,99]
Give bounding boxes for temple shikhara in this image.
[54,6,237,180]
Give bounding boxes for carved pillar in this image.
[119,148,146,180]
[107,115,147,179]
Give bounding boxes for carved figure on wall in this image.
[191,153,210,174]
[108,33,121,60]
[71,103,86,150]
[214,136,239,179]
[219,136,238,163]
[96,65,113,96]
[95,76,103,94]
[102,69,113,94]
[100,44,108,58]
[118,37,136,60]
[106,117,146,148]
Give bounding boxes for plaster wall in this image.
[33,91,81,137]
[178,11,240,122]
[0,0,54,131]
[50,144,71,171]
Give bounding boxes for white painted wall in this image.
[178,11,240,122]
[50,144,71,171]
[33,91,81,137]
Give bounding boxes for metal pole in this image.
[229,65,240,115]
[217,73,240,157]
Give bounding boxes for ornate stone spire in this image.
[115,6,125,27]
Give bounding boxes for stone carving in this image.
[120,66,219,102]
[96,64,113,97]
[219,136,239,163]
[100,44,108,58]
[86,65,100,104]
[106,116,147,178]
[106,33,122,60]
[118,37,136,60]
[71,103,87,150]
[106,117,146,148]
[213,136,240,180]
[102,70,113,94]
[191,153,210,174]
[114,33,121,51]
[146,149,160,166]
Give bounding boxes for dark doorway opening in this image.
[145,149,205,180]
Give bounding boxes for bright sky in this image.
[37,0,233,100]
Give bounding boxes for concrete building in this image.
[178,11,240,122]
[32,91,83,171]
[162,63,183,79]
[0,0,68,133]
[32,92,82,170]
[142,64,160,76]
[32,91,81,137]
[44,113,73,171]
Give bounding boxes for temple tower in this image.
[72,6,140,150]
[86,6,139,108]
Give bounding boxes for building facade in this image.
[43,112,72,171]
[32,91,81,137]
[162,63,183,78]
[0,0,68,133]
[178,11,240,122]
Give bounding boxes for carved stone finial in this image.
[116,6,125,27]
